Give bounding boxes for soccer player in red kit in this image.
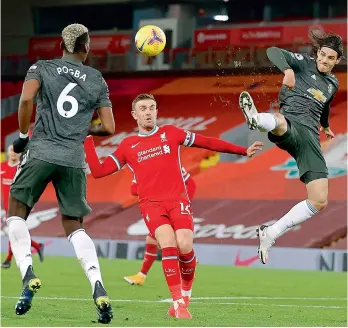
[1,145,44,269]
[84,93,263,319]
[124,167,196,286]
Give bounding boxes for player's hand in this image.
[283,69,295,90]
[320,126,335,139]
[13,136,29,153]
[247,141,264,158]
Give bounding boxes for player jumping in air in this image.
[124,167,196,286]
[7,24,115,323]
[85,93,263,319]
[238,29,343,264]
[1,145,44,269]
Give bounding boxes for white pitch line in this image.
[1,295,346,310]
[190,301,346,309]
[190,296,348,301]
[0,296,156,302]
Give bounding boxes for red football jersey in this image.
[1,162,19,212]
[131,166,195,200]
[110,125,196,204]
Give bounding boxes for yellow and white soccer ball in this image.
[135,25,166,57]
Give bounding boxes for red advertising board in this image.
[239,26,283,43]
[29,33,131,57]
[194,21,347,48]
[28,37,61,58]
[194,29,231,49]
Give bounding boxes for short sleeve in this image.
[280,50,312,72]
[95,76,112,109]
[25,62,43,85]
[167,125,196,147]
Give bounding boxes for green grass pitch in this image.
[1,256,347,327]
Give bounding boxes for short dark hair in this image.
[132,94,157,110]
[309,28,344,58]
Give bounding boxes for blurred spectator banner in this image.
[29,34,131,57]
[194,21,347,48]
[239,27,283,43]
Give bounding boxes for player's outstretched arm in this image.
[84,136,120,178]
[192,134,263,158]
[13,79,40,153]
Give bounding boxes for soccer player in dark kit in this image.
[238,29,343,265]
[7,23,115,323]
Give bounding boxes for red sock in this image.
[179,250,197,292]
[6,241,13,262]
[162,247,182,301]
[140,244,157,275]
[31,240,41,250]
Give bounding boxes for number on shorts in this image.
[180,202,191,215]
[57,83,78,118]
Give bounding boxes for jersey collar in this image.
[138,125,159,137]
[61,58,83,66]
[8,161,19,167]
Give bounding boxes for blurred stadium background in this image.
[1,0,347,269]
[1,0,347,326]
[0,1,347,324]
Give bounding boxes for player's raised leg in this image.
[124,234,157,285]
[239,91,287,135]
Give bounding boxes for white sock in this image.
[267,200,319,240]
[138,272,146,278]
[182,289,192,298]
[7,216,32,279]
[173,298,185,310]
[68,229,104,294]
[256,113,277,132]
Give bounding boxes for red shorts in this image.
[139,200,194,237]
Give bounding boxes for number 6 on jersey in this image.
[57,82,78,118]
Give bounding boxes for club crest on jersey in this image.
[160,132,167,142]
[307,88,327,103]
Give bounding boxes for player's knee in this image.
[309,197,328,211]
[146,234,157,245]
[154,225,176,248]
[273,113,287,131]
[62,215,83,237]
[176,238,193,254]
[7,195,30,219]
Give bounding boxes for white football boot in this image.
[256,225,275,264]
[239,91,259,130]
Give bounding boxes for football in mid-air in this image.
[135,25,166,57]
